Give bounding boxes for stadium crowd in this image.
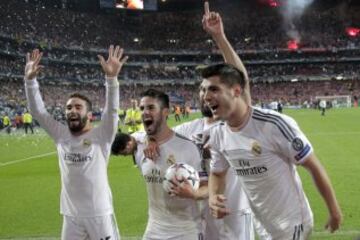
[1,0,360,130]
[0,0,359,51]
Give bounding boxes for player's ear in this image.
[163,107,170,117]
[233,84,242,98]
[125,141,132,154]
[87,111,92,121]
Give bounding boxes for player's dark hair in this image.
[111,133,131,155]
[201,63,246,89]
[140,89,170,109]
[68,93,92,112]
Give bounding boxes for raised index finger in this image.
[204,1,210,16]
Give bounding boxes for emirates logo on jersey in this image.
[251,141,262,156]
[64,153,93,164]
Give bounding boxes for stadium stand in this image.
[0,0,359,122]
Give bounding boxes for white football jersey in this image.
[174,118,252,240]
[132,131,203,239]
[209,107,313,238]
[25,78,119,217]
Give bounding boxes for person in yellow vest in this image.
[118,107,126,124]
[23,110,34,134]
[3,114,11,134]
[124,99,143,133]
[124,99,144,166]
[117,107,126,132]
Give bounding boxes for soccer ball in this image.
[163,163,200,195]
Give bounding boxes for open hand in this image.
[98,45,128,78]
[25,49,43,80]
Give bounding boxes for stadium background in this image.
[0,0,360,239]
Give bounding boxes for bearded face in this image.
[65,98,90,133]
[66,112,88,133]
[140,96,167,136]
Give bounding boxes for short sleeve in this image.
[272,114,313,165]
[208,128,230,173]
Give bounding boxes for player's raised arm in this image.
[24,49,65,138]
[202,1,251,104]
[97,45,128,141]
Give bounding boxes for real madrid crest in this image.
[83,139,91,147]
[251,141,262,156]
[166,154,176,165]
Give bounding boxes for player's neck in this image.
[151,126,173,145]
[205,116,218,125]
[70,123,92,136]
[227,104,251,131]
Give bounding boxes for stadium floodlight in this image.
[336,75,344,80]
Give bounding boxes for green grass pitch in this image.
[0,108,359,239]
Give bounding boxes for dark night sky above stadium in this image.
[29,0,360,13]
[158,0,360,11]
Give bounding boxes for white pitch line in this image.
[0,151,56,167]
[307,131,360,136]
[312,230,360,236]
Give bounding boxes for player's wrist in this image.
[329,206,342,219]
[24,75,37,81]
[24,77,38,87]
[105,75,118,80]
[105,76,119,86]
[212,32,226,42]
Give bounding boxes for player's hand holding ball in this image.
[163,163,200,199]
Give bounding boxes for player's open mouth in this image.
[68,114,80,123]
[69,117,79,122]
[209,105,219,112]
[143,119,153,127]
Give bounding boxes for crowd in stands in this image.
[1,0,360,126]
[1,0,359,51]
[1,77,358,123]
[1,54,359,85]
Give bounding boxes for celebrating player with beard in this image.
[24,45,127,240]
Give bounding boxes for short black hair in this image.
[201,63,246,89]
[140,89,170,109]
[111,133,132,155]
[68,93,92,112]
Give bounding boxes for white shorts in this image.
[253,217,271,240]
[143,218,202,240]
[216,212,255,240]
[61,214,120,240]
[266,222,313,240]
